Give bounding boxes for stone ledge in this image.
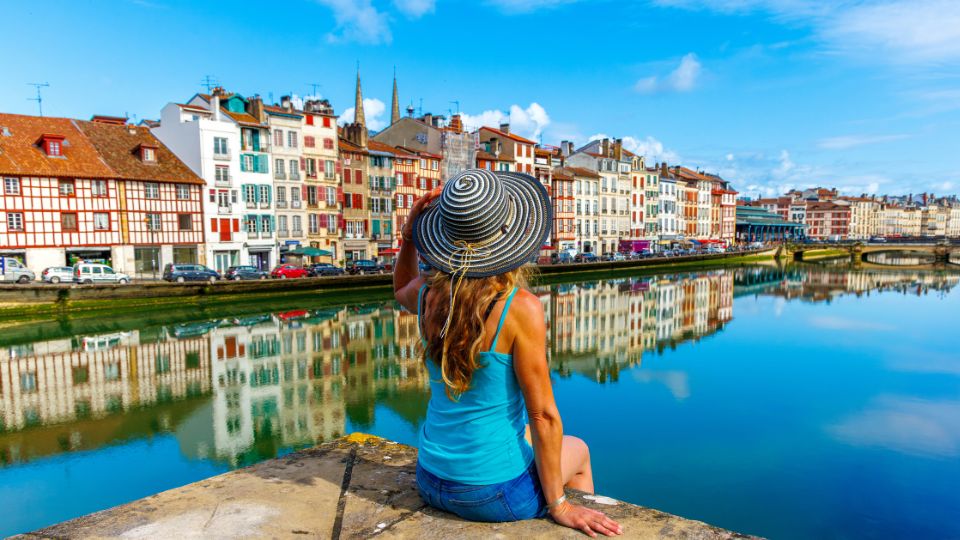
[16,433,761,539]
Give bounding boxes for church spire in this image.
[391,68,400,125]
[354,64,365,127]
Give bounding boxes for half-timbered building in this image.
[0,113,204,277]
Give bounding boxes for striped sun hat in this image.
[413,168,552,278]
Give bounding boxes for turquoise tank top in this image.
[416,285,534,485]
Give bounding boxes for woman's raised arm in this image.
[394,189,440,312]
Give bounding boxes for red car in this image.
[270,264,308,279]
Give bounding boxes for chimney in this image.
[280,95,292,111]
[660,162,669,177]
[601,138,609,157]
[248,95,265,123]
[499,122,510,134]
[560,140,573,156]
[613,138,623,160]
[448,114,463,133]
[422,113,433,127]
[211,87,223,122]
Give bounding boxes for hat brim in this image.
[414,171,552,278]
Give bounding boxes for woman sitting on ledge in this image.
[394,169,622,537]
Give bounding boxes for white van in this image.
[1,257,35,284]
[74,263,130,285]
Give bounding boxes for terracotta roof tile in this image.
[0,113,114,178]
[564,166,601,179]
[479,126,537,145]
[76,120,203,185]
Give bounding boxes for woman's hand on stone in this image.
[549,500,622,537]
[401,188,442,241]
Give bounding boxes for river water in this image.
[1,264,959,539]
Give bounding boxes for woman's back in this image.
[417,285,534,485]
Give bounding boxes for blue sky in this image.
[3,0,958,197]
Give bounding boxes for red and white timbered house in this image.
[0,113,204,277]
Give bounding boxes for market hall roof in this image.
[736,206,806,227]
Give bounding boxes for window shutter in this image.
[233,219,239,232]
[300,157,306,171]
[306,115,314,126]
[211,218,218,232]
[355,170,362,184]
[302,185,308,198]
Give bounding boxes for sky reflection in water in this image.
[1,265,958,539]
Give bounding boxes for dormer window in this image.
[139,144,158,163]
[38,134,66,157]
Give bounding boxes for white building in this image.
[265,99,307,259]
[154,90,278,272]
[659,175,679,240]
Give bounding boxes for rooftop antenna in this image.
[449,100,460,114]
[200,75,219,93]
[418,98,423,117]
[307,83,322,97]
[27,82,50,116]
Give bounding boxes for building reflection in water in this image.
[1,267,957,468]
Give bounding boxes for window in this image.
[276,186,287,204]
[93,212,109,230]
[215,165,230,183]
[324,160,335,179]
[326,187,336,206]
[396,194,403,208]
[243,184,257,203]
[61,212,78,231]
[176,184,190,199]
[274,129,284,147]
[142,146,156,162]
[91,180,108,197]
[7,212,24,231]
[278,215,288,233]
[259,185,271,205]
[323,138,334,150]
[214,137,228,155]
[304,136,316,148]
[407,194,413,207]
[54,179,75,196]
[145,213,161,231]
[47,139,62,156]
[306,158,317,177]
[307,186,318,206]
[288,131,298,148]
[242,154,255,171]
[291,186,301,204]
[4,177,20,195]
[289,159,299,178]
[293,215,302,232]
[144,182,160,199]
[178,214,192,231]
[275,158,285,177]
[309,214,319,234]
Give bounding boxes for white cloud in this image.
[315,0,392,45]
[339,98,388,131]
[808,316,894,332]
[654,0,960,65]
[393,0,435,17]
[817,133,911,150]
[461,103,551,141]
[588,133,680,163]
[829,396,960,458]
[635,53,702,94]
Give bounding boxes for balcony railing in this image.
[278,230,289,238]
[291,200,302,209]
[246,202,257,209]
[213,150,231,161]
[276,201,288,209]
[289,172,301,181]
[214,175,232,186]
[292,229,303,238]
[274,172,287,180]
[217,206,231,215]
[259,202,270,209]
[260,230,274,238]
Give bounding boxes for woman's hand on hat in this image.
[549,500,622,537]
[402,188,442,242]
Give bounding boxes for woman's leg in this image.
[525,427,595,493]
[560,435,594,493]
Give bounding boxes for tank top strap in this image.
[417,284,428,346]
[489,287,519,353]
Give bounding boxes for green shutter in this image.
[372,219,381,235]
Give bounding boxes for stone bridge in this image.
[782,242,960,266]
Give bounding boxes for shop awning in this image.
[379,248,400,255]
[541,245,556,250]
[287,247,332,257]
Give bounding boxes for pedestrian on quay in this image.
[393,168,622,537]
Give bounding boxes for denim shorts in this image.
[415,461,547,522]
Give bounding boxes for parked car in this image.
[307,263,345,277]
[575,253,599,263]
[705,246,726,254]
[270,264,309,279]
[163,263,220,283]
[225,265,268,280]
[550,252,575,264]
[74,263,130,285]
[347,260,384,275]
[41,266,74,284]
[1,257,35,284]
[869,236,887,243]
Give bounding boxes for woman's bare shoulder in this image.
[509,289,545,322]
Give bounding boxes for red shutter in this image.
[211,218,218,232]
[335,161,343,174]
[344,168,351,183]
[355,170,362,184]
[233,219,239,232]
[302,185,308,198]
[338,216,345,230]
[336,187,344,202]
[323,117,331,128]
[353,193,363,208]
[306,115,314,126]
[300,157,306,170]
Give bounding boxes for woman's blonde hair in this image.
[421,267,528,400]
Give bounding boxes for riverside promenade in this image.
[16,434,759,540]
